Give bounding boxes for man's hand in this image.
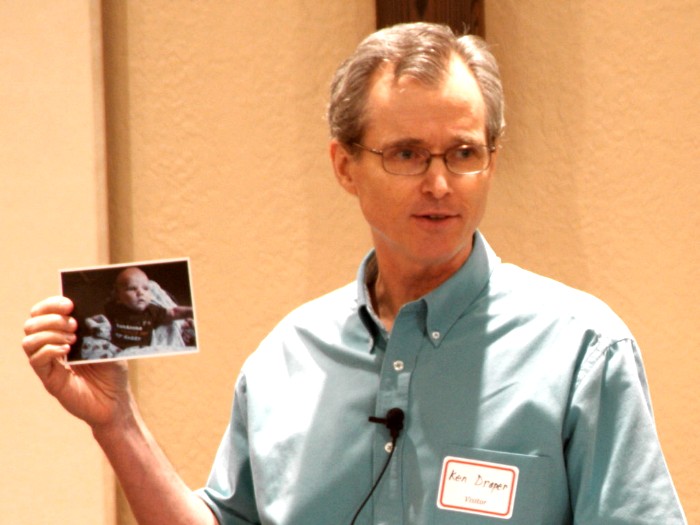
[22,296,130,429]
[22,296,219,525]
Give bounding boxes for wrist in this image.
[91,392,140,445]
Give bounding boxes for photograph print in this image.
[61,258,198,364]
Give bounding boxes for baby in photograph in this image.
[80,266,194,360]
[105,267,193,349]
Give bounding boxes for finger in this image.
[28,345,72,390]
[24,312,77,337]
[28,343,71,370]
[22,330,76,358]
[29,296,74,317]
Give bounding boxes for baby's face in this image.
[116,269,151,312]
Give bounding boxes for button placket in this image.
[371,304,422,524]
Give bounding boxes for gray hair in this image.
[328,22,505,147]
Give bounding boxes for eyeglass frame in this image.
[351,141,497,176]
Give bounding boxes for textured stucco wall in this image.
[0,1,113,523]
[483,1,699,519]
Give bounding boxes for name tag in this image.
[437,456,519,519]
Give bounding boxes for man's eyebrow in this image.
[380,137,424,148]
[452,132,486,145]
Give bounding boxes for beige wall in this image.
[4,1,697,524]
[0,1,113,524]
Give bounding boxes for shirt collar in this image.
[422,231,499,347]
[356,252,388,346]
[355,231,500,349]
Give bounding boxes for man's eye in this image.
[388,147,423,162]
[453,146,476,160]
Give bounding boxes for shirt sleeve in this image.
[196,373,261,524]
[149,303,170,327]
[564,337,686,524]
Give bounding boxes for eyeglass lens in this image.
[382,145,489,175]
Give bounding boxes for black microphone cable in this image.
[349,408,405,525]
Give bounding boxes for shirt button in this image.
[384,442,394,453]
[393,360,404,372]
[431,331,441,340]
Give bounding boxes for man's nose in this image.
[421,156,452,198]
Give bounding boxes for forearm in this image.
[93,396,217,525]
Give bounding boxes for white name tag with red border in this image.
[437,456,519,519]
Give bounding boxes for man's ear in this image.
[330,140,358,196]
[486,139,500,178]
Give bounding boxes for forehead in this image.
[363,56,486,144]
[117,269,148,288]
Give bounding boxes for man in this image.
[22,22,685,524]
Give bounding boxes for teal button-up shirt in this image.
[199,232,685,524]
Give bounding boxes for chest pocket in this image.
[431,446,559,524]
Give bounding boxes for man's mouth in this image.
[416,213,455,221]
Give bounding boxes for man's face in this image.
[116,268,152,312]
[332,56,495,271]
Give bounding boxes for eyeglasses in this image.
[352,142,496,176]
